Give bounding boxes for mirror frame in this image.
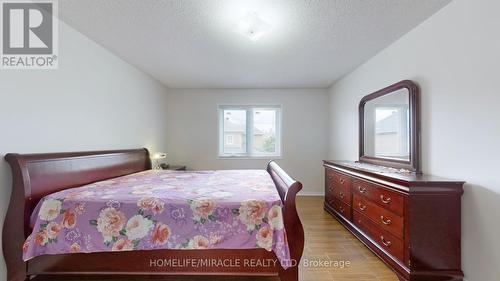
[359,80,421,173]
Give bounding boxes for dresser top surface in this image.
[324,160,465,186]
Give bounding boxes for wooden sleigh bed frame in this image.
[3,149,304,281]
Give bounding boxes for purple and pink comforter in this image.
[23,169,290,266]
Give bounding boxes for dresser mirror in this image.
[359,80,420,172]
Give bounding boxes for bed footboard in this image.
[267,161,305,281]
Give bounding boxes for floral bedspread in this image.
[23,169,290,267]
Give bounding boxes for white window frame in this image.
[225,134,234,145]
[218,105,282,159]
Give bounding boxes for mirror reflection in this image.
[363,88,410,161]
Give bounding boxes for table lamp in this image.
[151,152,167,170]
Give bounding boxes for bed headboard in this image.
[4,148,151,236]
[3,148,151,280]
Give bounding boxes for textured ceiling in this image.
[59,0,451,88]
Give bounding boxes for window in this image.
[218,105,281,158]
[374,106,410,159]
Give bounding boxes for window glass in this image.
[222,109,247,155]
[252,109,277,155]
[219,106,281,158]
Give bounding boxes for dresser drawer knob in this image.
[380,236,392,247]
[358,186,367,193]
[380,195,392,204]
[339,206,345,213]
[358,202,367,211]
[339,192,345,199]
[380,216,392,225]
[340,179,345,184]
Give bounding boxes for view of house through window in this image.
[219,105,281,157]
[221,109,247,155]
[374,106,410,159]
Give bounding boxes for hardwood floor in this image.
[34,196,398,281]
[297,196,398,281]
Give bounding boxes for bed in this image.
[3,149,304,281]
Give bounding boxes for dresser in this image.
[323,160,464,281]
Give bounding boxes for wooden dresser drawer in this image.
[325,190,335,206]
[326,169,336,187]
[352,178,404,216]
[353,211,404,262]
[334,171,352,187]
[326,169,352,206]
[331,198,352,220]
[332,183,351,206]
[352,194,404,238]
[327,169,352,186]
[325,170,336,206]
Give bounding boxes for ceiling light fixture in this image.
[236,12,271,41]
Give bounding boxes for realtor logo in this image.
[1,0,58,69]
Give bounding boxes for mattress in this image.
[23,169,291,267]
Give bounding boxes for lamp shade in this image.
[152,152,167,160]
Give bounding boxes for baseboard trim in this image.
[298,192,324,197]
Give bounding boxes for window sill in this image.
[218,156,283,160]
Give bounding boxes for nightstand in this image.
[160,164,186,171]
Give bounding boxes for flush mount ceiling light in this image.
[236,12,271,41]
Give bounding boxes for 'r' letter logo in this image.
[2,2,53,54]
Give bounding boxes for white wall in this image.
[166,89,329,195]
[0,22,169,280]
[328,0,500,280]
